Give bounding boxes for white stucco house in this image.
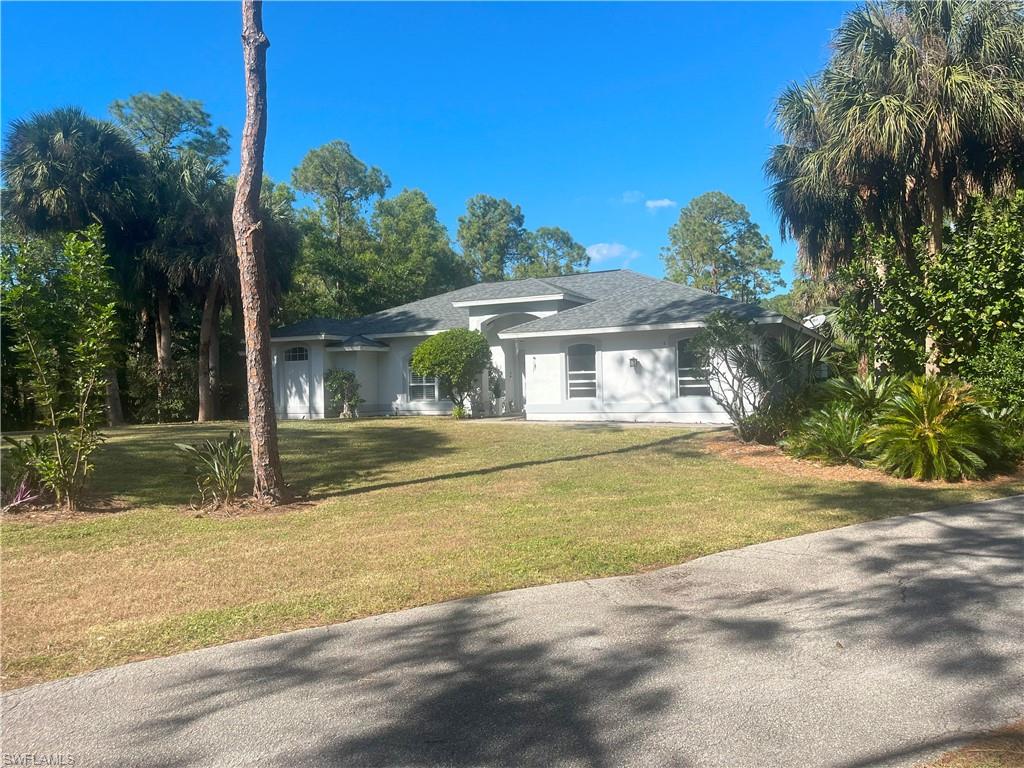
[270,269,813,424]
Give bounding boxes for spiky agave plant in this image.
[866,377,1004,481]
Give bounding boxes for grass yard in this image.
[2,418,1021,690]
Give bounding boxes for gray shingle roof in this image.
[270,270,782,340]
[499,280,782,336]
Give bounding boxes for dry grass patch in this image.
[3,418,1021,689]
[918,721,1024,768]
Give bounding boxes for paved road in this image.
[3,496,1022,768]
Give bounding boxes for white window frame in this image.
[284,346,309,362]
[408,362,439,402]
[565,342,599,400]
[675,338,710,397]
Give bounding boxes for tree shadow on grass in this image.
[293,430,706,501]
[7,498,1020,766]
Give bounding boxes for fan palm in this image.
[2,107,145,233]
[768,1,1024,373]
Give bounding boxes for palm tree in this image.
[768,0,1024,374]
[2,107,145,233]
[2,107,147,424]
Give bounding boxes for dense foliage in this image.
[690,311,832,443]
[838,192,1024,375]
[0,227,118,509]
[786,373,1017,481]
[410,329,492,415]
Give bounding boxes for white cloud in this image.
[620,190,645,204]
[644,198,677,211]
[586,242,641,267]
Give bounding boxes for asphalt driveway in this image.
[3,495,1022,768]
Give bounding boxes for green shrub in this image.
[964,334,1024,415]
[1,434,50,510]
[411,329,492,416]
[1,227,118,510]
[866,377,1005,481]
[820,373,902,420]
[176,431,250,507]
[690,311,833,443]
[784,401,870,465]
[124,351,198,423]
[325,369,364,418]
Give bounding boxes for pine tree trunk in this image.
[233,0,285,504]
[198,279,220,422]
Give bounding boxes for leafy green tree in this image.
[110,92,242,421]
[410,329,492,415]
[291,140,389,238]
[0,227,118,509]
[1,106,147,425]
[110,91,230,162]
[767,0,1024,374]
[457,195,527,282]
[513,226,589,278]
[838,192,1024,376]
[280,141,389,323]
[366,188,471,310]
[662,192,783,302]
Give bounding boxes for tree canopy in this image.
[661,191,783,302]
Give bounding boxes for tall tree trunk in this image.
[155,286,173,422]
[209,301,221,405]
[923,155,944,377]
[155,286,172,376]
[233,0,285,504]
[197,279,220,422]
[105,367,125,426]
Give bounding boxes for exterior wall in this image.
[520,330,732,424]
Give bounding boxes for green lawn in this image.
[2,418,1021,690]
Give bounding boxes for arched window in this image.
[567,343,597,398]
[284,346,309,362]
[676,339,710,396]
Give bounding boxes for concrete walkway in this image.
[3,496,1022,768]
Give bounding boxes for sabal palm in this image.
[823,0,1024,259]
[768,0,1024,372]
[2,107,145,233]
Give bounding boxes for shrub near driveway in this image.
[2,418,1021,689]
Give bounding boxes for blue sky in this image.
[2,2,853,289]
